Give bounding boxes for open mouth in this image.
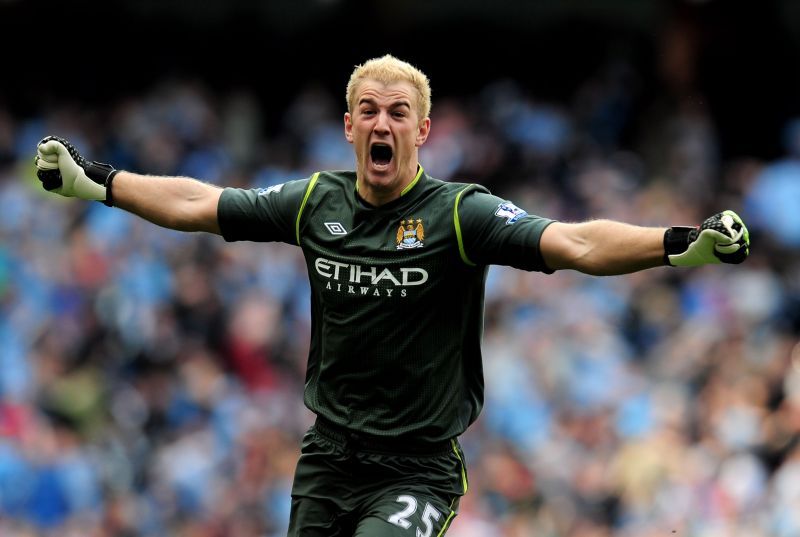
[370,143,393,167]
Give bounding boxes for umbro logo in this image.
[325,222,348,235]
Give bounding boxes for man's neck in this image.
[356,164,422,207]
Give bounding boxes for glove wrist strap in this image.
[663,226,698,266]
[103,170,119,207]
[84,161,117,207]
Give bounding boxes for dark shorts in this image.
[288,418,469,537]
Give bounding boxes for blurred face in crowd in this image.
[344,78,430,206]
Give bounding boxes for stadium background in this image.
[2,0,800,535]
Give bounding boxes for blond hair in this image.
[346,54,432,119]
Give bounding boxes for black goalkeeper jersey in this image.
[218,167,554,443]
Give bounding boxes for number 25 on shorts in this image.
[388,494,444,537]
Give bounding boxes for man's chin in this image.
[363,177,393,193]
[365,165,396,185]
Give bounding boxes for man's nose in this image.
[374,111,390,133]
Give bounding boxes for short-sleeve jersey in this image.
[218,167,554,443]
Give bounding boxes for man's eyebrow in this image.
[357,98,412,108]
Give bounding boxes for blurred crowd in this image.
[0,53,799,537]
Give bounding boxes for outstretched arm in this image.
[540,212,749,275]
[540,220,665,275]
[111,171,222,234]
[36,136,222,234]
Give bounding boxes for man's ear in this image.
[416,117,431,147]
[344,112,353,143]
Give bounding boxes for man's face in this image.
[344,79,430,206]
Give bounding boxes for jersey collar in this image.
[400,164,425,196]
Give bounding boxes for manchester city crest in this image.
[396,218,425,249]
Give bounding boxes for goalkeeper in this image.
[34,54,749,537]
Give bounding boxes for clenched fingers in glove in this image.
[664,210,750,266]
[35,135,118,206]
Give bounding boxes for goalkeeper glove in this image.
[664,210,750,266]
[35,135,118,206]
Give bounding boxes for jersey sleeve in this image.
[456,187,556,272]
[217,177,312,244]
